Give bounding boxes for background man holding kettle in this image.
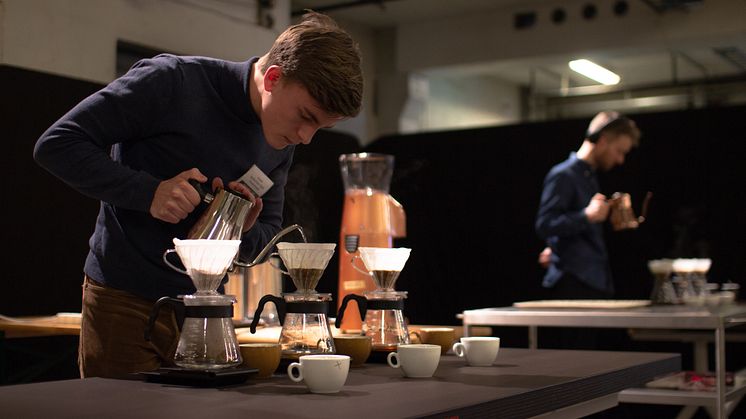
[534,111,641,350]
[535,111,641,301]
[33,11,363,378]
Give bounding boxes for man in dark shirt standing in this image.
[536,111,641,300]
[34,12,363,378]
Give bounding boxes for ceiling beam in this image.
[640,0,704,14]
[292,0,399,17]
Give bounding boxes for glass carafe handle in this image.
[335,294,367,329]
[144,297,184,341]
[249,295,286,334]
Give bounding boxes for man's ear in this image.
[263,65,283,92]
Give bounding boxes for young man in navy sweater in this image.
[34,11,363,378]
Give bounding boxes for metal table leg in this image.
[715,323,726,419]
[529,326,538,349]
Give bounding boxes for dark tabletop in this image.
[0,348,679,419]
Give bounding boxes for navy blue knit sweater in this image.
[34,54,294,300]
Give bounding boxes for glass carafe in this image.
[280,293,335,358]
[250,292,335,359]
[146,294,241,370]
[337,290,410,352]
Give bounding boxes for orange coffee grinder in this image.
[337,153,406,331]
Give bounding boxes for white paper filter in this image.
[358,247,411,272]
[173,239,241,275]
[276,242,336,270]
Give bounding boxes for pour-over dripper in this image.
[338,247,413,351]
[163,239,241,294]
[647,259,677,305]
[275,242,336,293]
[250,242,338,359]
[357,247,411,291]
[672,258,712,305]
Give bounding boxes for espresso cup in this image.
[239,343,281,378]
[452,337,500,367]
[418,327,456,355]
[387,344,441,378]
[287,355,350,393]
[333,335,372,367]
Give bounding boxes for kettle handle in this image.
[144,297,184,341]
[188,179,214,204]
[162,249,188,275]
[249,295,286,334]
[335,294,367,329]
[638,191,653,223]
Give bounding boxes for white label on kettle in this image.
[239,165,274,197]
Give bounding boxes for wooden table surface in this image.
[0,314,82,338]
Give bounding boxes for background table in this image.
[460,304,746,419]
[0,314,81,338]
[0,348,678,419]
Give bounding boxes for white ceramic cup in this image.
[452,337,500,366]
[287,355,350,393]
[386,344,441,378]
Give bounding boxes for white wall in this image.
[399,73,521,134]
[426,74,521,132]
[0,0,387,144]
[372,0,746,138]
[395,0,746,72]
[0,0,289,84]
[319,19,376,145]
[6,1,740,143]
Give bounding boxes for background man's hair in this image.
[586,110,641,146]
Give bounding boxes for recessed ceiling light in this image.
[568,59,621,85]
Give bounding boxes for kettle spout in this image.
[233,224,307,268]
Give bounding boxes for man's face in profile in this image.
[595,134,634,172]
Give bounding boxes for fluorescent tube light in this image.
[568,59,620,85]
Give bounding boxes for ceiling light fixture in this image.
[568,59,621,85]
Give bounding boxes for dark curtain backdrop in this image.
[4,63,745,327]
[1,65,101,316]
[361,107,746,326]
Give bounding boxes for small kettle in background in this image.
[188,179,253,241]
[608,191,652,231]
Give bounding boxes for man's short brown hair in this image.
[586,111,641,146]
[258,11,363,118]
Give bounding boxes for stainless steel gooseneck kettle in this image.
[187,179,253,241]
[186,179,307,268]
[189,179,306,268]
